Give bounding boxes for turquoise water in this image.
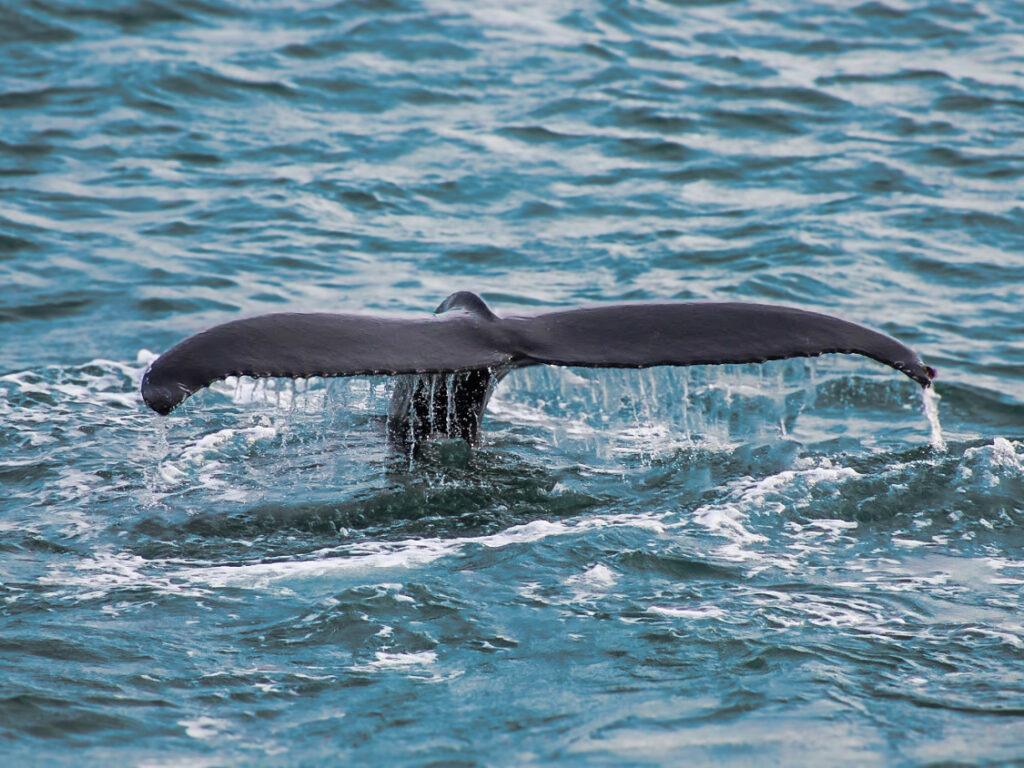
[2,0,1024,764]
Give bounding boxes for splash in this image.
[921,386,946,453]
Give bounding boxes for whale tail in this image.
[141,291,935,445]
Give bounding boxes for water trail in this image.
[446,373,455,436]
[922,386,947,453]
[428,375,437,432]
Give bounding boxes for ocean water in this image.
[2,0,1023,764]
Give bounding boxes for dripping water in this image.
[446,373,455,436]
[922,386,946,453]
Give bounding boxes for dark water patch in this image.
[818,69,952,86]
[500,125,586,147]
[528,96,605,119]
[597,2,675,29]
[0,167,42,178]
[0,692,151,740]
[175,0,249,20]
[279,43,325,60]
[121,94,179,117]
[415,178,527,207]
[173,472,598,545]
[193,274,238,289]
[605,136,694,163]
[907,145,980,168]
[886,249,1024,286]
[0,294,101,323]
[892,694,1024,719]
[573,64,638,89]
[0,86,102,112]
[142,267,235,288]
[249,291,289,303]
[936,382,1024,430]
[438,246,528,272]
[887,209,1024,253]
[506,201,560,219]
[136,297,239,316]
[0,139,55,159]
[830,160,925,196]
[908,146,1024,180]
[851,1,965,41]
[384,39,475,63]
[156,68,296,103]
[884,116,957,137]
[0,534,73,556]
[657,163,745,185]
[852,1,908,20]
[399,87,466,106]
[614,40,677,63]
[698,83,852,112]
[240,141,340,164]
[658,234,845,272]
[299,75,368,96]
[595,105,696,134]
[168,151,223,166]
[143,221,206,237]
[736,270,858,301]
[303,28,475,64]
[0,234,38,254]
[932,92,1024,113]
[265,254,335,272]
[0,636,112,664]
[41,0,196,31]
[578,41,620,64]
[691,53,777,79]
[706,108,801,135]
[100,119,182,138]
[929,1,987,22]
[335,189,384,210]
[0,7,77,44]
[34,189,187,216]
[615,551,742,582]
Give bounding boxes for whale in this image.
[141,291,935,448]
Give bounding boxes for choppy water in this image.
[2,0,1024,764]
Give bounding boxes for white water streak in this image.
[922,387,947,454]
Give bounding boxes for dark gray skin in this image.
[386,368,506,449]
[141,291,935,447]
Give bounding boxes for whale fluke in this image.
[141,292,935,443]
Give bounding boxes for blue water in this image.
[2,0,1024,764]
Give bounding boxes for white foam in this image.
[191,540,459,589]
[566,563,619,602]
[737,466,861,510]
[647,605,726,620]
[188,513,666,590]
[692,503,768,545]
[179,716,232,741]
[367,650,437,669]
[921,386,946,453]
[137,348,159,366]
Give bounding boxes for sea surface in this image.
[2,0,1023,765]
